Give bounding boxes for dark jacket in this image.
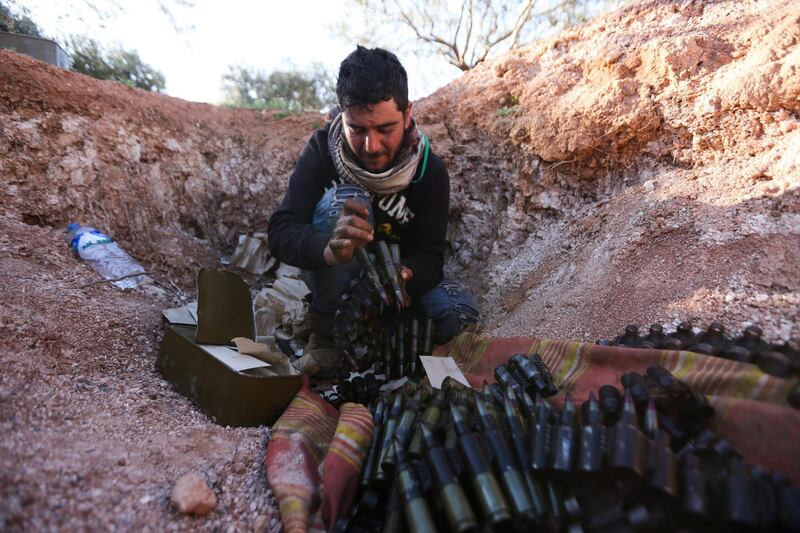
[267,125,449,296]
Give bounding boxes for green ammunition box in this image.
[156,269,301,427]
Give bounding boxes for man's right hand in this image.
[323,198,373,266]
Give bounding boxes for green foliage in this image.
[221,64,336,112]
[66,36,165,92]
[0,2,45,37]
[496,105,519,117]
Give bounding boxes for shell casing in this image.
[382,485,405,533]
[477,395,535,518]
[356,247,389,306]
[381,329,393,378]
[408,356,419,380]
[499,468,536,520]
[490,383,505,406]
[440,482,479,532]
[621,371,650,409]
[375,240,396,285]
[374,394,404,483]
[529,401,553,472]
[420,318,434,355]
[609,392,646,478]
[444,420,457,451]
[421,428,478,532]
[609,421,647,479]
[417,383,434,403]
[551,422,577,474]
[409,319,419,358]
[389,242,402,266]
[376,240,404,309]
[720,459,759,527]
[408,319,420,377]
[442,375,469,393]
[360,399,387,488]
[519,391,537,421]
[402,494,438,533]
[395,464,438,533]
[494,364,525,398]
[680,454,708,516]
[482,382,498,405]
[381,407,418,473]
[484,400,502,430]
[599,384,622,424]
[528,353,559,396]
[395,322,406,378]
[503,396,547,519]
[471,471,512,526]
[408,392,445,458]
[453,414,511,525]
[484,428,536,519]
[510,354,549,396]
[544,480,563,521]
[648,431,678,497]
[505,389,527,435]
[393,439,438,533]
[551,397,577,474]
[578,423,606,473]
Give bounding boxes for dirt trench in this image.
[1,0,799,529]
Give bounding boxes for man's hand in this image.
[323,199,373,266]
[399,266,413,308]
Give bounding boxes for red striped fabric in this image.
[266,379,373,533]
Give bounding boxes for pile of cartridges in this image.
[332,241,406,372]
[328,241,439,405]
[333,357,800,532]
[334,317,435,405]
[600,321,800,407]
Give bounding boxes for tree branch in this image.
[510,0,537,47]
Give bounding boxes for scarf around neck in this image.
[328,112,425,196]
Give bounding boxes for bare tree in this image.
[394,0,535,71]
[339,0,607,72]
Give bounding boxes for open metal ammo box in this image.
[157,269,301,427]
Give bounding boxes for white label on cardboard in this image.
[420,356,470,389]
[198,344,270,372]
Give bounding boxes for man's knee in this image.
[420,280,480,344]
[303,260,362,318]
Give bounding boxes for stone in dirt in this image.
[170,472,217,515]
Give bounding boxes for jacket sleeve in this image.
[402,157,449,297]
[267,132,332,270]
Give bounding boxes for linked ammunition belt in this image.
[599,321,800,408]
[334,363,800,532]
[329,243,434,406]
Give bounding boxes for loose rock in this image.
[170,473,217,515]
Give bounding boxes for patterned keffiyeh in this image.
[327,112,425,195]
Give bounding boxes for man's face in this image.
[341,99,413,173]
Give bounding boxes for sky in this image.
[18,0,464,104]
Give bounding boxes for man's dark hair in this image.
[336,46,409,112]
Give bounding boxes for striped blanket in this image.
[265,333,800,532]
[265,378,373,533]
